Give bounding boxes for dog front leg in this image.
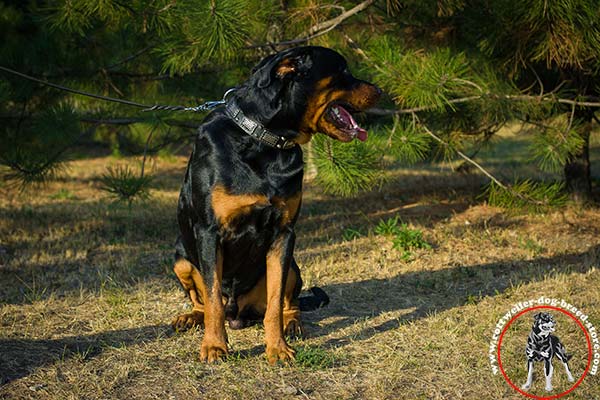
[521,360,534,390]
[196,231,228,362]
[264,229,296,364]
[544,359,554,392]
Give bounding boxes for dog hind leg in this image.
[233,258,303,338]
[282,259,304,338]
[555,342,575,382]
[172,258,205,331]
[562,361,575,382]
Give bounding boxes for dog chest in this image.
[210,185,301,232]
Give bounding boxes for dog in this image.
[170,46,381,364]
[521,312,575,392]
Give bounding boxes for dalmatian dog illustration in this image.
[521,312,575,392]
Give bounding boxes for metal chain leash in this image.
[141,88,237,112]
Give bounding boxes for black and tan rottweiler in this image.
[171,46,381,364]
[521,312,575,392]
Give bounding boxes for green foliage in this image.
[367,38,482,110]
[45,0,122,35]
[519,237,545,256]
[0,104,80,187]
[472,0,600,70]
[2,0,599,206]
[99,165,153,206]
[312,135,383,197]
[157,0,258,74]
[386,116,431,164]
[483,180,568,212]
[294,346,337,370]
[391,225,431,253]
[374,216,431,259]
[528,119,585,173]
[342,227,364,241]
[49,188,77,200]
[374,216,402,236]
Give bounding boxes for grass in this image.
[294,345,338,370]
[1,132,600,399]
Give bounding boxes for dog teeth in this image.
[332,106,341,119]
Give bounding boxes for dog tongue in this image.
[336,105,368,142]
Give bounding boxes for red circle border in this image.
[497,305,593,400]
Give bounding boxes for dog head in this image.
[533,312,556,336]
[237,46,381,144]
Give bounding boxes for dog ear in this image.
[278,54,313,80]
[533,312,542,321]
[251,54,277,86]
[274,56,304,79]
[252,53,312,88]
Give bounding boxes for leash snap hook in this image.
[195,87,238,111]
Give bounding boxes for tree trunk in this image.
[564,109,592,203]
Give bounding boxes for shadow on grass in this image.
[0,172,482,305]
[0,239,597,385]
[303,244,599,346]
[0,324,172,385]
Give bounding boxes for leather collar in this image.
[224,101,297,150]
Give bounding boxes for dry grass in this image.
[1,136,600,399]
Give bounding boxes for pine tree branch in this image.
[247,0,375,49]
[105,44,155,70]
[140,125,159,179]
[303,0,374,37]
[79,117,200,129]
[412,113,509,190]
[366,96,483,115]
[103,71,173,81]
[504,94,600,107]
[365,93,600,116]
[0,66,152,109]
[1,124,98,186]
[343,33,600,115]
[412,113,549,206]
[2,114,202,129]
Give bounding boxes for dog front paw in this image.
[521,383,531,390]
[545,385,553,392]
[172,310,204,332]
[266,340,295,365]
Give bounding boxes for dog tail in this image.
[299,287,330,311]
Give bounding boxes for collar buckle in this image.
[275,137,290,149]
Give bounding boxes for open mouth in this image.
[540,323,555,333]
[324,103,368,142]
